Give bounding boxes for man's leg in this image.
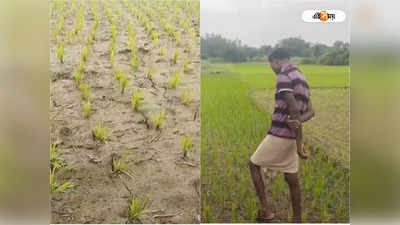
[284,172,302,223]
[249,161,274,220]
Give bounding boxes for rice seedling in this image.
[180,17,190,32]
[111,24,117,43]
[129,35,136,51]
[50,168,74,194]
[56,42,64,63]
[71,0,77,11]
[81,46,89,62]
[79,83,89,100]
[151,30,158,45]
[86,43,94,57]
[181,88,192,106]
[172,50,180,64]
[110,49,115,67]
[90,30,96,41]
[183,58,190,73]
[111,150,134,179]
[114,69,123,81]
[181,136,193,158]
[67,29,74,43]
[52,24,59,40]
[128,196,149,222]
[109,40,115,52]
[159,47,165,56]
[83,101,91,118]
[130,57,139,69]
[72,70,82,86]
[50,143,64,170]
[127,19,134,35]
[165,23,175,37]
[75,10,84,35]
[92,121,107,141]
[146,67,153,80]
[168,71,181,89]
[153,109,165,130]
[77,59,85,73]
[57,16,65,32]
[131,89,143,111]
[120,73,128,94]
[144,21,152,33]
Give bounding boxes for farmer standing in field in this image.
[249,48,315,223]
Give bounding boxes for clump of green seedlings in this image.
[50,143,64,170]
[130,57,139,69]
[146,67,153,80]
[151,30,159,45]
[129,34,136,52]
[131,89,143,111]
[56,42,64,63]
[114,69,123,81]
[111,24,117,44]
[159,47,165,56]
[110,48,115,68]
[183,58,190,73]
[120,73,128,94]
[67,30,74,43]
[181,88,192,106]
[172,50,180,64]
[82,101,91,118]
[181,136,193,158]
[50,168,74,194]
[112,150,134,179]
[168,71,181,89]
[153,109,165,130]
[91,28,97,41]
[127,19,134,35]
[77,59,85,73]
[180,17,190,32]
[92,121,107,141]
[128,196,149,222]
[81,46,89,62]
[164,22,175,37]
[75,6,84,35]
[80,83,89,100]
[73,70,82,86]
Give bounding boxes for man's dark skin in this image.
[249,58,315,222]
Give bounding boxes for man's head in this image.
[268,48,290,74]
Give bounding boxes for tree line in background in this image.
[200,33,349,65]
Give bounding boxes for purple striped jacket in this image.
[267,63,310,139]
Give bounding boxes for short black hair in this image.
[268,48,290,62]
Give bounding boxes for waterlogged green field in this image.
[201,62,349,223]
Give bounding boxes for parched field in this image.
[50,0,200,223]
[201,62,349,223]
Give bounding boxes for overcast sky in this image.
[200,0,351,47]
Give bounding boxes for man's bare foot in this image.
[257,209,275,222]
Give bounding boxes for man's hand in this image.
[285,115,300,130]
[297,143,311,159]
[286,117,300,130]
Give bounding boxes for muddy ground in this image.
[50,1,200,223]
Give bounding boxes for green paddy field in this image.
[201,62,349,223]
